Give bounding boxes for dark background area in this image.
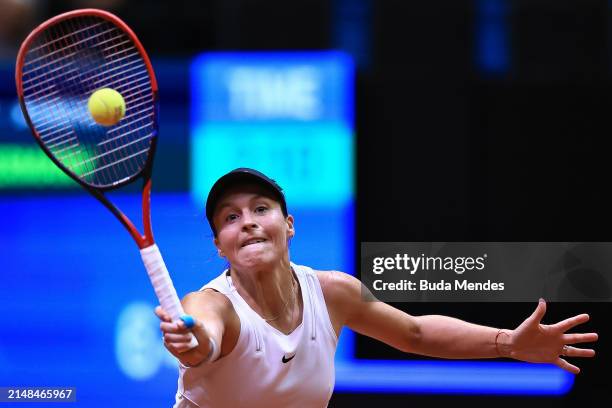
[2,0,610,406]
[358,1,610,406]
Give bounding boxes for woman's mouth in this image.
[241,238,267,247]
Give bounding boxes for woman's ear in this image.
[286,215,295,238]
[214,237,225,258]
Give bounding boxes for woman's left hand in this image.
[502,299,598,374]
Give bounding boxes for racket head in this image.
[16,8,159,191]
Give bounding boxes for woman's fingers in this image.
[167,342,195,355]
[527,299,547,324]
[164,332,193,344]
[154,306,172,322]
[552,314,589,332]
[160,320,189,334]
[562,346,595,358]
[562,332,598,344]
[161,323,196,355]
[554,357,580,374]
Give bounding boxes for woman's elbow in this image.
[398,317,423,354]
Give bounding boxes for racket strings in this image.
[25,26,88,179]
[21,15,156,188]
[62,16,130,184]
[54,18,98,181]
[63,16,143,184]
[24,18,112,183]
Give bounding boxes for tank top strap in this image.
[201,270,264,352]
[291,263,319,341]
[291,263,338,344]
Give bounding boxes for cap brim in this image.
[205,169,287,225]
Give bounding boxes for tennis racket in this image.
[15,9,197,350]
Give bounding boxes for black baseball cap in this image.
[205,168,288,233]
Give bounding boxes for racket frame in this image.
[15,8,160,249]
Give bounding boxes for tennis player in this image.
[156,168,598,408]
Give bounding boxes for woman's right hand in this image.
[155,305,211,366]
[156,289,238,366]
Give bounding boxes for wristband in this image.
[181,338,219,368]
[495,329,510,357]
[204,337,219,363]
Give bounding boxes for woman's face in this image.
[212,184,294,270]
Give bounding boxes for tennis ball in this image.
[88,88,126,126]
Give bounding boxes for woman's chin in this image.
[236,253,274,268]
[231,245,286,269]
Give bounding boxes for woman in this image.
[156,168,598,408]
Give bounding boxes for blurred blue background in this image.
[1,0,610,407]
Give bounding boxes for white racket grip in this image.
[140,244,199,350]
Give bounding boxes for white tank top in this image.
[173,263,338,408]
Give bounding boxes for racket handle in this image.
[140,244,199,351]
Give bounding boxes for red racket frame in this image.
[15,9,159,249]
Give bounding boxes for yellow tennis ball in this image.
[88,88,126,126]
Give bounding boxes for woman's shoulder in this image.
[292,264,347,283]
[291,264,350,302]
[314,270,362,302]
[311,270,365,335]
[182,287,234,312]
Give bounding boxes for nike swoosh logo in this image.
[282,354,296,363]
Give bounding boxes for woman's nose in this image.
[241,213,258,230]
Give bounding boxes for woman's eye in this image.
[225,214,238,223]
[255,206,268,214]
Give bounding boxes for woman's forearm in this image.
[410,315,513,359]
